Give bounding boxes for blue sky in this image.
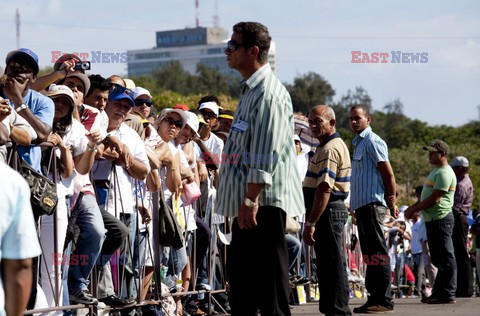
[1,0,479,126]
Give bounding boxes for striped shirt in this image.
[216,64,305,217]
[304,133,351,200]
[350,126,389,211]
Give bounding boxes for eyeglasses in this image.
[163,117,183,128]
[135,99,153,107]
[200,110,217,120]
[226,40,244,52]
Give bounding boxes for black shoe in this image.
[353,303,393,314]
[69,289,98,305]
[426,297,456,304]
[99,295,136,308]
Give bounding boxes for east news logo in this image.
[351,51,428,63]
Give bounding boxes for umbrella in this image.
[294,114,319,148]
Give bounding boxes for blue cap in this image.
[108,90,134,107]
[6,48,39,75]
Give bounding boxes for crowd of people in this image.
[0,21,478,316]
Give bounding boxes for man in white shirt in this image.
[0,161,41,316]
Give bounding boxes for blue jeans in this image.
[68,194,106,292]
[355,203,393,308]
[285,234,301,272]
[425,212,457,299]
[313,200,351,315]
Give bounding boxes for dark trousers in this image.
[228,206,291,316]
[412,253,425,297]
[426,212,457,299]
[313,201,351,315]
[355,203,393,308]
[452,211,473,297]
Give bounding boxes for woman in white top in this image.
[36,85,100,312]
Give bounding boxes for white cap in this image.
[124,78,136,90]
[47,84,75,107]
[160,108,189,128]
[294,134,301,142]
[185,111,200,137]
[198,101,219,116]
[450,156,469,168]
[131,87,152,100]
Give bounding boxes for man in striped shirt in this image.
[217,22,304,316]
[303,105,352,315]
[349,104,398,314]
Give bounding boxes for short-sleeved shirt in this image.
[4,89,54,172]
[0,161,41,314]
[304,132,351,201]
[420,165,456,221]
[350,126,389,211]
[92,123,150,215]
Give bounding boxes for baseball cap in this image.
[219,109,234,120]
[159,108,188,127]
[294,134,301,142]
[53,53,82,72]
[174,104,190,111]
[185,111,200,137]
[6,48,39,75]
[450,156,469,168]
[131,87,152,100]
[65,73,91,95]
[47,84,75,107]
[198,101,219,116]
[423,140,450,155]
[124,78,136,90]
[108,89,135,107]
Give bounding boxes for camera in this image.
[74,61,91,71]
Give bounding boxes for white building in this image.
[127,26,276,77]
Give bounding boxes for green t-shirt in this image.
[420,165,457,222]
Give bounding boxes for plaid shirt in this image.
[453,174,473,215]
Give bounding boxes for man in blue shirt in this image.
[2,48,54,172]
[349,104,398,314]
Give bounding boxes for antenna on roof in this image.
[213,0,220,27]
[195,0,200,28]
[15,8,20,48]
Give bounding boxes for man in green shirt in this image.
[405,140,457,304]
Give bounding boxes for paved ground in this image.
[291,297,480,315]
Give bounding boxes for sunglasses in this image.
[163,117,183,128]
[134,99,153,107]
[200,110,217,120]
[109,83,134,97]
[226,40,244,52]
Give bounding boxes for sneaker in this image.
[98,295,136,308]
[69,289,98,305]
[426,297,456,304]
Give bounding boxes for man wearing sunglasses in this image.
[217,22,305,316]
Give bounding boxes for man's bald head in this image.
[310,105,335,122]
[308,105,336,141]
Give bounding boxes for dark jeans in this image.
[228,206,291,316]
[313,200,351,315]
[426,212,457,299]
[412,253,426,297]
[452,211,473,297]
[355,203,393,308]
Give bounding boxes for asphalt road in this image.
[291,297,480,315]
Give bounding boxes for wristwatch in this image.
[16,103,28,112]
[305,221,316,227]
[244,197,258,208]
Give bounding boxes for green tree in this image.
[286,72,335,114]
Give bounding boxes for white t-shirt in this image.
[92,123,150,215]
[411,216,427,255]
[200,132,224,160]
[0,161,41,314]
